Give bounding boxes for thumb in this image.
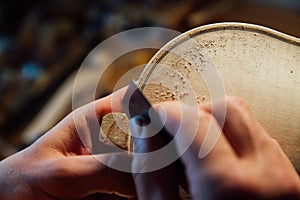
[41,154,136,198]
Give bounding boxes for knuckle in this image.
[198,109,212,121]
[226,168,246,190]
[261,137,280,150]
[268,138,280,148]
[258,137,285,160]
[225,96,254,124]
[204,162,246,191]
[226,96,248,110]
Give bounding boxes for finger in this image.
[155,101,235,164]
[130,113,181,200]
[53,86,128,132]
[201,97,270,157]
[43,154,135,198]
[46,86,128,154]
[72,86,128,128]
[155,102,237,199]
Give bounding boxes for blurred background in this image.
[0,0,300,159]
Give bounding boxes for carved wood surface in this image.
[102,22,300,173]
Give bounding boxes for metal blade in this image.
[122,80,152,119]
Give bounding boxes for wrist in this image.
[0,153,34,200]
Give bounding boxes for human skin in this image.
[1,89,299,200]
[130,97,300,200]
[0,87,136,200]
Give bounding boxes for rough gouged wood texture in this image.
[101,22,300,174]
[100,113,133,152]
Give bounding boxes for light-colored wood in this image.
[100,113,133,152]
[137,22,300,172]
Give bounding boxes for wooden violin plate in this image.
[102,22,300,173]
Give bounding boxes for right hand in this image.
[132,97,300,199]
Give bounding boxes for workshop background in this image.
[0,0,300,160]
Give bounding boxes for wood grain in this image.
[137,22,300,173]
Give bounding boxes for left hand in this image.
[0,87,136,200]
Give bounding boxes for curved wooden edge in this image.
[187,22,300,45]
[138,22,300,89]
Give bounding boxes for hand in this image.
[0,87,136,200]
[149,97,300,199]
